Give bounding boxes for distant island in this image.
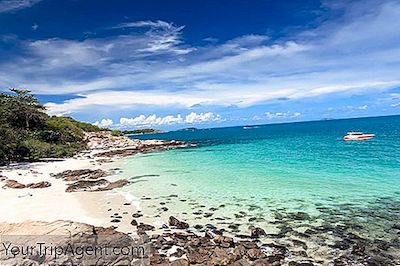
[122,128,164,135]
[176,127,198,131]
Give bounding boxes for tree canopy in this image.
[0,89,102,163]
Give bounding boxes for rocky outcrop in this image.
[52,169,107,181]
[2,179,25,189]
[95,140,188,158]
[0,220,149,265]
[169,216,189,229]
[250,226,266,238]
[65,178,129,192]
[26,181,51,188]
[86,131,141,150]
[2,179,52,189]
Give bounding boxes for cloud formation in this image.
[117,112,222,128]
[93,118,113,128]
[0,0,42,13]
[1,1,400,122]
[264,112,301,120]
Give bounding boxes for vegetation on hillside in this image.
[0,89,102,163]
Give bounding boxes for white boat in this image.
[343,132,375,141]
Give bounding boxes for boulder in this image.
[0,220,149,265]
[2,179,26,189]
[65,179,128,192]
[27,181,51,189]
[169,216,189,229]
[210,247,235,265]
[52,169,107,181]
[250,226,266,238]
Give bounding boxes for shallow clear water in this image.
[115,116,400,262]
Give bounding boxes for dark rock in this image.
[65,179,129,192]
[228,224,240,230]
[110,219,120,223]
[186,246,212,264]
[137,223,155,231]
[392,224,400,230]
[26,181,51,189]
[210,247,235,265]
[238,240,258,249]
[247,248,264,260]
[130,219,138,226]
[332,240,351,250]
[214,235,234,248]
[170,258,189,266]
[52,169,107,181]
[351,243,366,256]
[132,213,143,218]
[250,227,266,238]
[169,216,189,229]
[287,212,311,220]
[292,239,308,250]
[2,179,26,189]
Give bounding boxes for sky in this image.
[0,0,400,130]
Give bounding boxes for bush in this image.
[45,116,85,143]
[21,138,86,161]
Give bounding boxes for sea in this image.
[112,115,400,263]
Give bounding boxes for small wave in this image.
[117,191,142,211]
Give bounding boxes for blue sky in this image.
[0,0,399,129]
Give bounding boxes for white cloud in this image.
[184,112,222,123]
[93,118,113,128]
[118,112,222,128]
[120,114,183,127]
[0,0,42,13]
[2,1,400,117]
[264,111,301,119]
[391,102,400,107]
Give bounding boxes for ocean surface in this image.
[114,115,400,262]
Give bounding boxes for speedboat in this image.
[343,132,375,141]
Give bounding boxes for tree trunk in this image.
[26,113,29,130]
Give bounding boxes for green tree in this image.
[7,89,46,130]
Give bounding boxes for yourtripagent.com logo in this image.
[0,235,150,265]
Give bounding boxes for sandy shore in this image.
[0,155,110,226]
[0,132,186,234]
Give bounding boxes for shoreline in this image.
[0,132,188,230]
[1,131,399,265]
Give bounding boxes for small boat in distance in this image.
[343,132,375,141]
[243,126,259,130]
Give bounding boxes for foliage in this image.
[111,130,122,136]
[0,89,102,163]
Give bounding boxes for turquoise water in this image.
[116,115,400,262]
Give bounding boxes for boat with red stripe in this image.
[343,132,375,141]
